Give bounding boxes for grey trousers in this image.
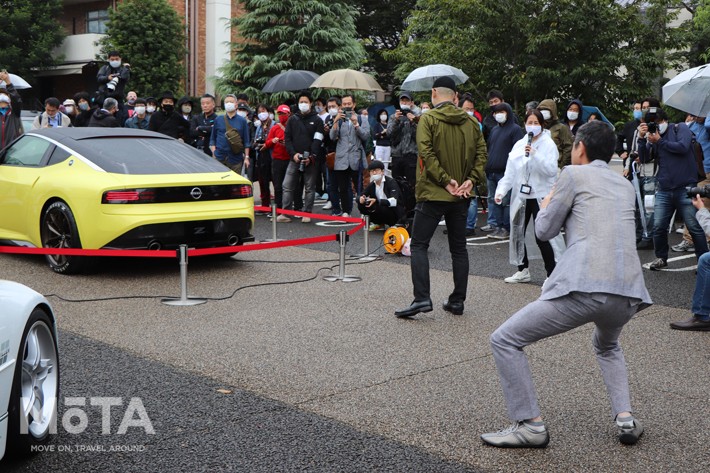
[490,292,640,421]
[282,159,317,212]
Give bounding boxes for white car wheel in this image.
[7,308,59,455]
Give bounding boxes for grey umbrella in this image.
[262,70,320,93]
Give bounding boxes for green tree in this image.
[216,0,366,103]
[352,0,414,92]
[388,0,677,122]
[0,0,64,85]
[99,0,186,98]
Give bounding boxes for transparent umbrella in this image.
[401,64,468,92]
[0,73,31,89]
[662,63,710,116]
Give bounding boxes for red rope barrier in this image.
[0,212,367,258]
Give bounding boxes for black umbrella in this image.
[261,70,320,93]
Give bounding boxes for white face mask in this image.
[0,94,10,103]
[109,60,121,68]
[298,102,310,113]
[658,122,668,134]
[182,105,192,114]
[269,113,274,120]
[253,120,261,128]
[146,105,156,114]
[466,111,474,117]
[134,106,146,115]
[399,103,410,111]
[421,108,430,113]
[258,112,269,121]
[494,112,507,124]
[371,173,383,183]
[541,110,551,120]
[64,106,74,114]
[328,107,338,117]
[237,110,248,118]
[315,105,324,114]
[567,111,579,121]
[380,114,387,122]
[525,125,542,137]
[224,102,236,113]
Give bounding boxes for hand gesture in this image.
[454,180,473,198]
[692,194,705,210]
[445,179,459,196]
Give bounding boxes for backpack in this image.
[675,124,705,180]
[224,115,244,155]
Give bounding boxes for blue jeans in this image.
[466,198,478,230]
[652,189,709,260]
[693,252,710,317]
[487,172,510,231]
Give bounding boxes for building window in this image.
[87,10,109,34]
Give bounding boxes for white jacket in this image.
[496,129,559,201]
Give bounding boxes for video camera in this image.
[686,185,710,199]
[298,151,310,172]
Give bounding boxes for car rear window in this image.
[78,137,230,175]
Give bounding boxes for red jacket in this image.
[263,123,289,161]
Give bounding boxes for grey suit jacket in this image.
[535,160,652,307]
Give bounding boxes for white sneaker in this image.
[301,217,311,223]
[342,212,350,217]
[504,268,531,283]
[322,201,333,210]
[438,218,446,226]
[276,215,291,223]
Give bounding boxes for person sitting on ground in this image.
[357,160,405,230]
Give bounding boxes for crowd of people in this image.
[2,52,710,451]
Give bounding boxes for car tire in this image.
[40,201,89,274]
[6,308,59,458]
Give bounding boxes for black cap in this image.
[160,91,175,101]
[432,76,457,92]
[399,91,413,100]
[368,160,385,171]
[237,102,250,111]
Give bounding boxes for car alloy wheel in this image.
[7,308,59,456]
[40,201,87,274]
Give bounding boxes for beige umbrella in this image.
[310,69,383,92]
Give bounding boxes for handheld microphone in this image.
[525,132,534,157]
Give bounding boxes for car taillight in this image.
[231,184,252,198]
[102,189,157,204]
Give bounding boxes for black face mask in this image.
[162,104,174,114]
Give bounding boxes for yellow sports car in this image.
[0,128,254,274]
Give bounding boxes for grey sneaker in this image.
[671,240,694,252]
[480,224,495,232]
[489,228,510,240]
[618,419,643,445]
[481,421,550,448]
[648,258,667,270]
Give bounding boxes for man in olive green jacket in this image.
[395,76,487,319]
[538,99,573,168]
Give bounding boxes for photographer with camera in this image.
[96,51,130,100]
[280,91,325,224]
[669,190,710,331]
[330,94,370,217]
[388,91,420,185]
[190,94,218,156]
[637,106,709,269]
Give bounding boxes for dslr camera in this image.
[106,76,120,91]
[298,151,310,172]
[686,185,710,199]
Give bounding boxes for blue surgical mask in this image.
[0,107,7,115]
[633,110,642,120]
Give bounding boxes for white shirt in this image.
[374,175,397,207]
[496,130,559,200]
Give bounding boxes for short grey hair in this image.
[434,87,455,98]
[224,94,237,102]
[103,97,118,111]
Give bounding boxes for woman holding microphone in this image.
[495,109,565,284]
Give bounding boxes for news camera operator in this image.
[96,51,131,100]
[637,107,709,269]
[669,189,710,331]
[280,90,325,224]
[357,160,404,228]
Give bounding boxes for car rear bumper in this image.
[102,217,254,250]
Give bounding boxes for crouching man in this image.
[357,160,404,230]
[481,120,653,448]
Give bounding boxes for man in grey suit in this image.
[481,120,653,448]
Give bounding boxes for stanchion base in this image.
[322,275,362,283]
[161,297,208,306]
[350,254,378,262]
[262,238,284,242]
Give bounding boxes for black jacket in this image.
[74,108,94,127]
[0,83,23,148]
[485,103,525,174]
[149,110,189,140]
[357,177,405,222]
[285,110,324,159]
[88,109,119,128]
[617,118,641,177]
[190,112,217,155]
[96,64,131,98]
[562,99,584,136]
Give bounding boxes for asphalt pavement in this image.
[1,159,709,472]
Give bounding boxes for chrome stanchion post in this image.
[263,202,283,242]
[323,230,361,282]
[162,244,207,306]
[350,215,377,261]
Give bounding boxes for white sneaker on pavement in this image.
[342,212,350,217]
[504,268,531,283]
[322,201,333,210]
[671,240,694,252]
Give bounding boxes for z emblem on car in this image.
[190,187,203,200]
